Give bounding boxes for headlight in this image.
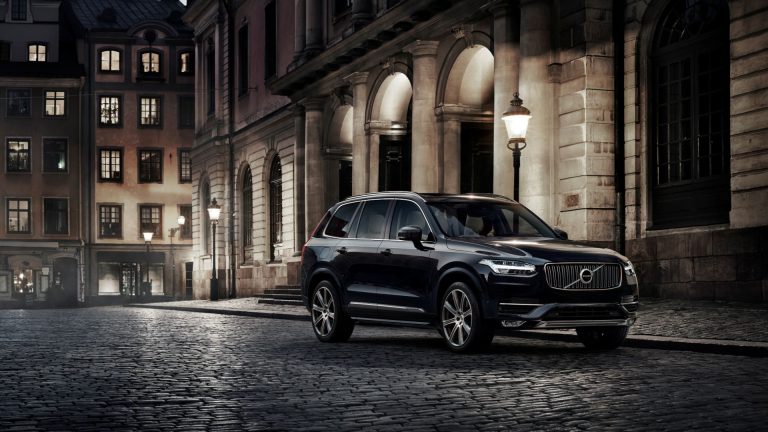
[623,260,636,277]
[479,259,536,276]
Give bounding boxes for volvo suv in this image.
[301,192,639,352]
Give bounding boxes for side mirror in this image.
[553,227,568,240]
[397,225,431,251]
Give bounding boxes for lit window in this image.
[99,205,122,238]
[140,51,161,75]
[139,96,161,126]
[6,138,30,172]
[44,198,68,235]
[99,148,122,182]
[99,96,121,126]
[43,138,67,173]
[28,44,46,62]
[45,91,66,116]
[179,205,192,239]
[7,199,30,233]
[139,205,162,238]
[179,149,192,183]
[179,51,193,75]
[99,49,121,72]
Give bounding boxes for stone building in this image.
[0,0,86,305]
[65,0,196,303]
[184,0,768,302]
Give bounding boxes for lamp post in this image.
[169,215,186,299]
[207,198,222,301]
[501,92,532,202]
[142,231,154,300]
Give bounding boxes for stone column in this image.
[305,0,323,57]
[345,72,370,196]
[491,1,521,199]
[302,98,326,233]
[519,0,553,222]
[442,117,461,193]
[404,40,440,193]
[368,131,380,192]
[293,105,306,246]
[292,0,306,65]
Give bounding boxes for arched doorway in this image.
[650,0,730,228]
[327,105,353,201]
[440,44,495,193]
[369,70,413,191]
[268,156,282,262]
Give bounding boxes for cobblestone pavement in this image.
[1,307,767,431]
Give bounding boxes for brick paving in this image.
[1,307,767,431]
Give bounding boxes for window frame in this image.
[179,204,192,240]
[137,95,162,128]
[11,0,28,21]
[139,204,163,239]
[98,48,122,73]
[98,95,122,127]
[178,148,192,183]
[323,202,361,239]
[98,147,123,183]
[6,137,31,173]
[137,49,163,79]
[43,197,69,235]
[178,50,194,76]
[6,88,31,117]
[6,197,31,234]
[98,203,123,239]
[43,90,66,117]
[27,42,47,62]
[138,148,163,184]
[42,137,68,173]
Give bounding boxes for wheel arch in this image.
[433,265,487,315]
[304,267,342,309]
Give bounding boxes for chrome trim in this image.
[499,302,544,307]
[544,262,623,290]
[325,198,438,242]
[534,318,633,328]
[352,317,432,327]
[349,301,425,314]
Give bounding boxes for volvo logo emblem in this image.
[579,268,593,284]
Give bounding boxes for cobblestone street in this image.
[1,307,766,431]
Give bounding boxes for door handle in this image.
[380,248,391,256]
[336,247,347,254]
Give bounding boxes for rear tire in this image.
[576,326,629,350]
[311,281,354,342]
[439,282,494,353]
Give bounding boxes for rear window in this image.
[324,202,359,238]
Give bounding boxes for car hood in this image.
[446,237,626,263]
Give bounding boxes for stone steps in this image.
[254,284,302,306]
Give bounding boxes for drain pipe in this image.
[613,0,626,255]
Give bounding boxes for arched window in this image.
[99,48,121,72]
[651,0,730,228]
[202,181,211,254]
[242,167,253,252]
[138,49,162,78]
[268,157,282,262]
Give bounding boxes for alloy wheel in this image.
[312,286,336,337]
[441,288,473,347]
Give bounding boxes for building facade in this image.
[185,0,768,302]
[0,0,86,305]
[66,0,196,303]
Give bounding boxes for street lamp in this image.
[169,215,186,299]
[207,198,221,301]
[142,230,154,300]
[501,92,531,202]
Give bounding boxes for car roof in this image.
[341,192,515,204]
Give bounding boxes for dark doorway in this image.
[53,257,78,306]
[339,160,352,201]
[269,156,283,262]
[460,123,493,194]
[185,262,193,299]
[379,135,411,191]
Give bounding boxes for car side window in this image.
[324,202,359,238]
[354,200,390,239]
[389,201,434,242]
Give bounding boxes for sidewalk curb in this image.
[124,303,768,357]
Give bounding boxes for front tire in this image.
[311,281,354,342]
[576,326,629,350]
[439,282,494,353]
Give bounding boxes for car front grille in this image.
[544,263,622,290]
[543,305,626,320]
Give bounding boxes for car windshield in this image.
[427,201,556,238]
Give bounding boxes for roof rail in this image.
[342,191,423,201]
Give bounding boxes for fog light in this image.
[621,295,636,304]
[502,320,526,328]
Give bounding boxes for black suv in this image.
[301,192,639,352]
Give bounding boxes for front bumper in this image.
[496,302,638,329]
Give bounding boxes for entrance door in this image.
[269,157,283,262]
[379,135,411,191]
[53,257,78,306]
[460,123,493,194]
[185,262,193,299]
[120,263,139,297]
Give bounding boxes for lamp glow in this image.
[501,92,531,142]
